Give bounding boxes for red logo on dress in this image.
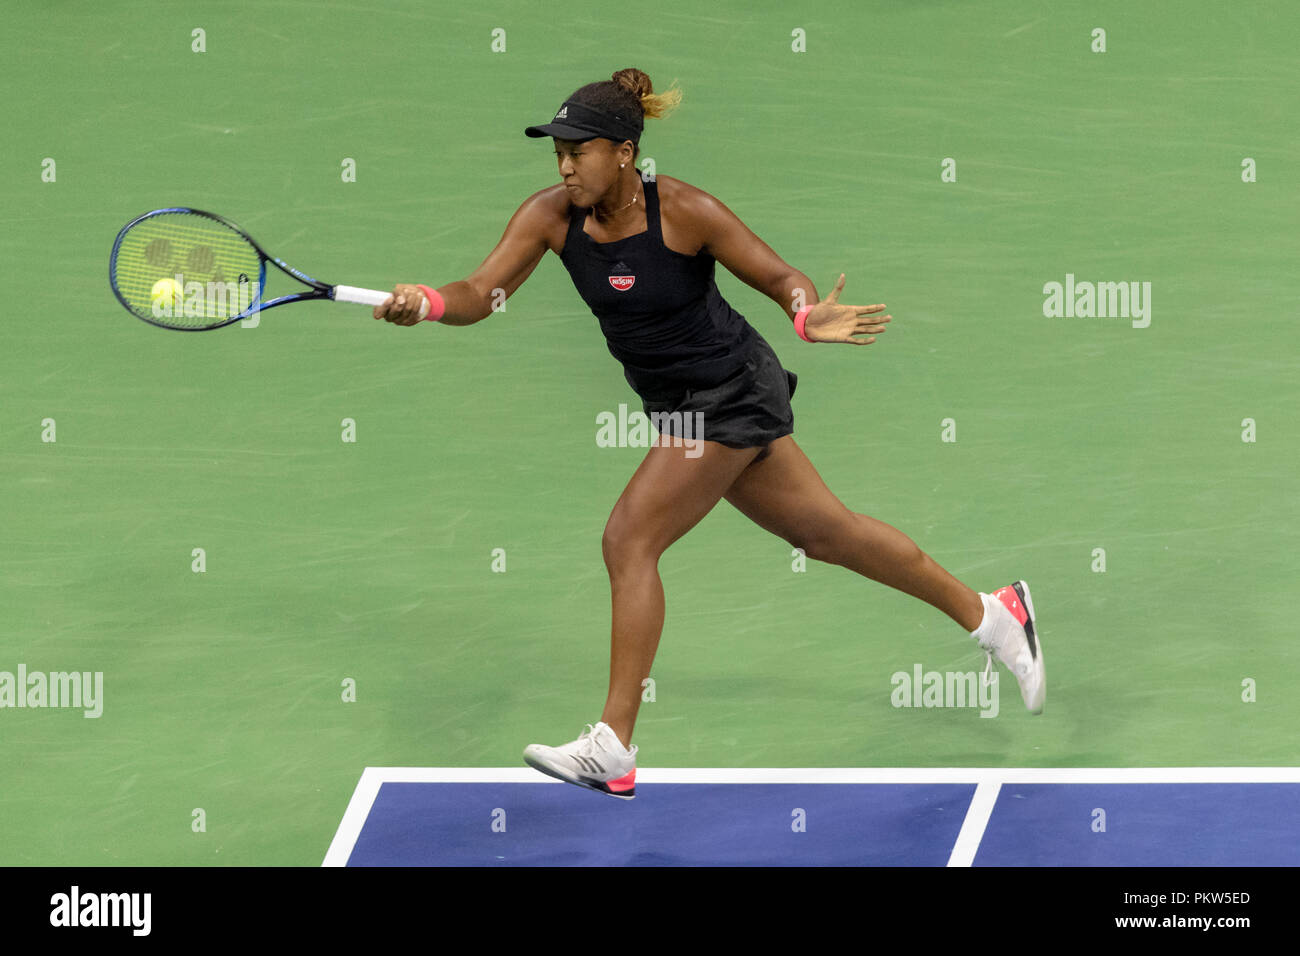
[609,275,635,292]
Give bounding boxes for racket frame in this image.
[110,206,377,331]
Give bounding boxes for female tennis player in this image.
[375,69,1045,800]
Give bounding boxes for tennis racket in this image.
[109,207,428,330]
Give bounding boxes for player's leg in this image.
[598,438,763,747]
[522,437,762,798]
[723,435,1044,712]
[723,436,983,629]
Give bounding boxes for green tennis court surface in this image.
[1,0,1296,867]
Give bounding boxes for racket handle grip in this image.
[334,284,431,319]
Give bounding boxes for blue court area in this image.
[346,782,973,867]
[329,773,1300,867]
[976,783,1300,867]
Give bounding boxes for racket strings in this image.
[112,213,262,328]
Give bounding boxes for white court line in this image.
[321,767,386,868]
[947,774,1002,867]
[322,766,1300,866]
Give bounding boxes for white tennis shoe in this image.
[523,721,638,800]
[976,581,1046,714]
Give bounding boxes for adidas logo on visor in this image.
[555,106,568,119]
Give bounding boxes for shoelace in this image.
[982,631,1030,684]
[575,723,634,760]
[979,623,1000,686]
[575,724,605,757]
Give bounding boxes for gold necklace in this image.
[593,181,642,221]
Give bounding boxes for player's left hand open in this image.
[803,274,891,345]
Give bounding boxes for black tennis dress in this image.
[558,174,798,449]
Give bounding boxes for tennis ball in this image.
[151,278,183,308]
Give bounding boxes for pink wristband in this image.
[794,305,815,342]
[416,285,446,322]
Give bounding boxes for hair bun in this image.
[611,68,682,120]
[611,68,654,101]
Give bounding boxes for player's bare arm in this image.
[679,179,893,345]
[373,186,566,326]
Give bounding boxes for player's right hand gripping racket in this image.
[109,207,429,330]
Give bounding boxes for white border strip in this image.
[323,766,1300,866]
[322,767,386,868]
[947,775,1002,867]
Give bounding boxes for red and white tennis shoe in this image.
[523,722,638,800]
[977,581,1046,714]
